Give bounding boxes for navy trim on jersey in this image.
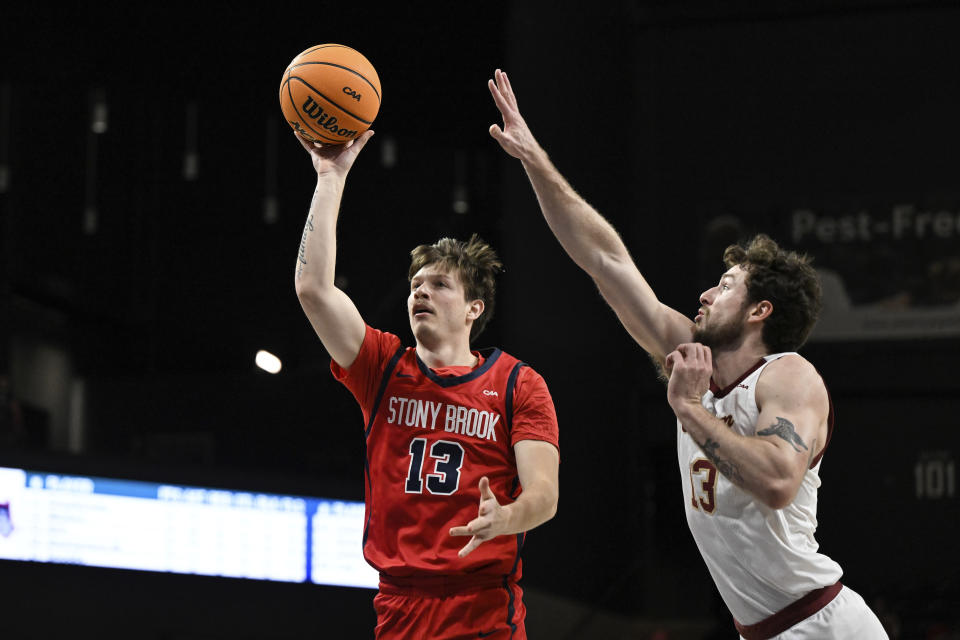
[504,361,527,435]
[502,533,525,638]
[362,457,371,548]
[362,344,406,552]
[364,345,407,440]
[508,476,522,500]
[504,362,528,624]
[503,575,517,639]
[508,532,524,577]
[414,347,503,387]
[504,363,527,501]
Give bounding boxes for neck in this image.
[710,339,770,389]
[415,336,477,369]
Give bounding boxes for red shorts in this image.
[373,575,526,640]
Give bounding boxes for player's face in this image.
[693,265,751,349]
[408,265,476,346]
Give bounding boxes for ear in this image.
[466,299,484,321]
[748,300,773,323]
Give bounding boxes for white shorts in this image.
[740,586,888,640]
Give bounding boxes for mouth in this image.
[412,304,434,319]
[694,309,706,323]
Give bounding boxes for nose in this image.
[699,286,715,306]
[412,283,430,299]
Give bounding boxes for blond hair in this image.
[408,234,503,342]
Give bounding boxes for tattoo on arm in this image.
[757,417,809,453]
[700,438,744,485]
[296,214,314,279]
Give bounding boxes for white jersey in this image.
[678,352,843,626]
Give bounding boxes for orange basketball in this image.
[279,44,381,145]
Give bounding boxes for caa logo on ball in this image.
[342,87,361,101]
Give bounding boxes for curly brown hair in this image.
[408,234,502,342]
[723,234,822,353]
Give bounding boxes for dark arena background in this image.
[1,2,958,638]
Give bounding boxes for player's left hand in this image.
[488,69,539,161]
[449,476,507,558]
[665,343,713,413]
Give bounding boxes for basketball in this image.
[279,44,381,145]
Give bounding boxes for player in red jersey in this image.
[293,130,560,640]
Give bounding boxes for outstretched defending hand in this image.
[296,129,375,180]
[665,343,714,414]
[487,69,540,161]
[449,476,508,558]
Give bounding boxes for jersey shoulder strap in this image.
[364,345,407,439]
[504,359,527,435]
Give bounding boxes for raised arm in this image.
[293,131,375,369]
[666,345,828,509]
[488,69,693,360]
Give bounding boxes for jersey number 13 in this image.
[406,437,464,495]
[689,458,718,514]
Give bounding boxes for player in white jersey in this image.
[487,69,888,639]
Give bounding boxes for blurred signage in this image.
[790,203,960,340]
[0,466,377,589]
[702,200,960,341]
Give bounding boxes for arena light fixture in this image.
[255,350,282,374]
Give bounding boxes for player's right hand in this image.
[296,129,374,180]
[665,343,713,414]
[449,476,507,558]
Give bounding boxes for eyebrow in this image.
[412,272,452,283]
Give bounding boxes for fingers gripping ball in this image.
[279,44,381,145]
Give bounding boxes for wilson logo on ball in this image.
[279,43,381,145]
[301,97,358,138]
[289,121,314,140]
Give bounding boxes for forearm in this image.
[518,145,632,278]
[675,403,796,508]
[519,146,690,357]
[294,177,345,292]
[489,71,687,351]
[500,482,558,535]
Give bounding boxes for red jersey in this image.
[332,325,559,583]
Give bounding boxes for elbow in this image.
[760,479,798,510]
[591,247,630,280]
[294,277,314,301]
[543,486,559,522]
[295,280,336,319]
[295,278,328,305]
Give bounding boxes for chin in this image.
[411,323,437,346]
